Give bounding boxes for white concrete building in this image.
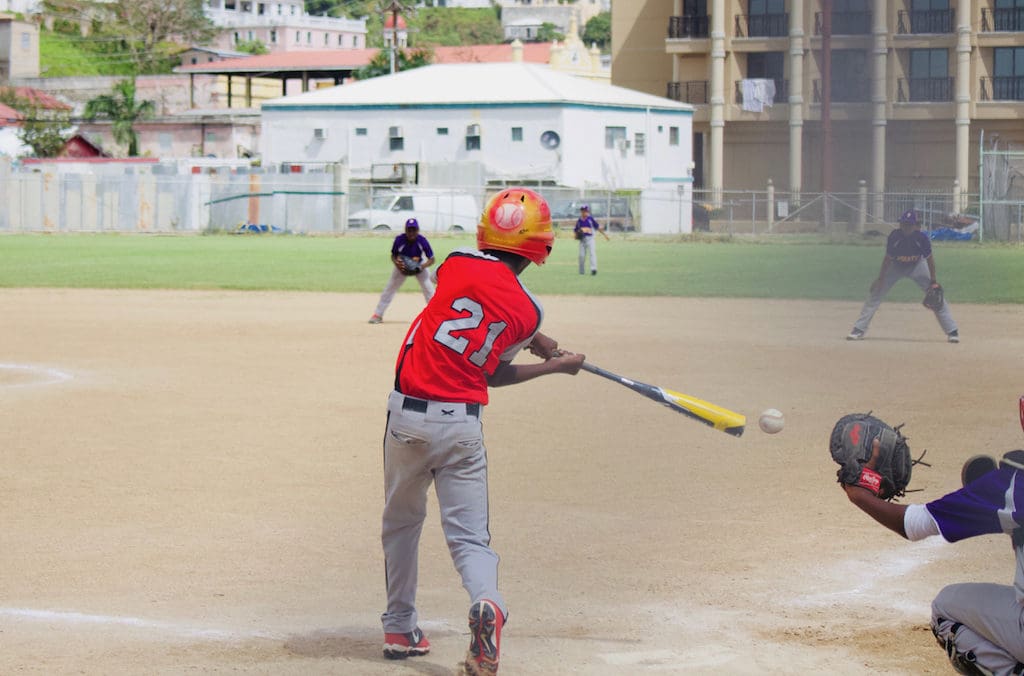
[203,0,367,52]
[260,62,693,196]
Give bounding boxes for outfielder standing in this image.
[379,188,585,674]
[574,204,603,275]
[368,218,435,324]
[846,209,959,343]
[842,395,1024,675]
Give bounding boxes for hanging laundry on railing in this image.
[741,78,776,112]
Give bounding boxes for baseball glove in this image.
[397,255,422,276]
[829,412,919,501]
[923,283,944,311]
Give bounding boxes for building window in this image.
[906,0,953,33]
[991,47,1024,100]
[669,127,680,145]
[338,35,343,46]
[324,33,329,45]
[604,126,626,149]
[745,0,787,37]
[355,128,368,136]
[306,31,312,44]
[191,57,198,64]
[825,0,871,35]
[825,49,870,102]
[270,30,277,43]
[511,127,523,142]
[389,126,403,151]
[907,48,951,101]
[295,31,300,42]
[20,32,30,49]
[466,124,481,151]
[437,127,449,135]
[234,31,240,43]
[634,132,646,155]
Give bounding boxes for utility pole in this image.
[385,0,403,75]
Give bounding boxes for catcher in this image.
[845,208,960,343]
[835,400,1024,676]
[368,218,435,324]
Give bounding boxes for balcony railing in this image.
[897,77,954,101]
[667,80,710,103]
[980,7,1024,32]
[980,76,1024,101]
[668,15,711,38]
[734,13,789,37]
[813,78,872,102]
[896,9,955,34]
[814,11,872,35]
[734,78,789,104]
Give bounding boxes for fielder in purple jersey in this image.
[368,218,435,324]
[844,396,1024,675]
[847,209,959,343]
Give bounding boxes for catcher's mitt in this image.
[397,255,422,276]
[829,412,919,500]
[923,283,944,311]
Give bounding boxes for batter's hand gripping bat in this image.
[579,361,746,437]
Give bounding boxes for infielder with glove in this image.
[574,204,605,276]
[846,209,959,343]
[379,188,585,674]
[836,397,1024,676]
[368,218,435,324]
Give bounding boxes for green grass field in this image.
[0,233,1021,303]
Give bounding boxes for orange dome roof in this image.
[383,14,407,29]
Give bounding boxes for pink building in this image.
[203,0,367,52]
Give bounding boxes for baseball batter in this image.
[843,395,1024,675]
[368,218,435,324]
[379,188,585,675]
[846,209,959,342]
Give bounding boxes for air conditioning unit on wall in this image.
[313,128,327,140]
[616,138,632,151]
[389,126,403,138]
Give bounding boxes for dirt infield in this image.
[2,288,1022,675]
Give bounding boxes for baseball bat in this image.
[579,361,746,437]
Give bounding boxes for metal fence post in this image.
[767,179,775,233]
[858,181,867,233]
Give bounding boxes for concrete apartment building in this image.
[612,0,1024,207]
[203,0,367,52]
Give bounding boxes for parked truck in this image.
[347,189,480,232]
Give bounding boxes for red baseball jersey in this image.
[394,249,543,405]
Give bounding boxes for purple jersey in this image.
[574,215,600,238]
[926,468,1024,543]
[392,234,433,261]
[886,228,932,265]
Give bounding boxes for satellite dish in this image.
[540,130,561,150]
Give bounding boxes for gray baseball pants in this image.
[374,268,434,318]
[380,390,506,634]
[932,583,1024,675]
[578,235,597,274]
[852,258,957,335]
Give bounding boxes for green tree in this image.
[409,7,502,46]
[107,0,217,74]
[0,88,73,157]
[354,46,432,80]
[235,39,269,55]
[582,11,611,51]
[83,79,156,157]
[536,22,564,43]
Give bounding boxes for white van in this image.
[347,190,480,232]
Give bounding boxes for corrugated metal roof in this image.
[262,62,690,111]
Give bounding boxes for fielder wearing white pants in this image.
[578,235,597,275]
[380,390,505,633]
[374,268,435,320]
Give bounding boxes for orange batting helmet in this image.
[477,188,554,265]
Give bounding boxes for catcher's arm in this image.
[842,439,909,537]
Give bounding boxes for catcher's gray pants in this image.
[380,390,506,634]
[373,267,434,318]
[852,258,957,335]
[578,235,597,274]
[932,583,1024,675]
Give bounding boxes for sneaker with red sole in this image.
[382,626,430,659]
[463,599,503,675]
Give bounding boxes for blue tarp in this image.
[929,227,975,241]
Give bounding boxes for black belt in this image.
[402,395,480,418]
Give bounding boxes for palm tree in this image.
[84,79,156,157]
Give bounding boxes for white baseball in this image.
[758,408,785,434]
[493,202,524,230]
